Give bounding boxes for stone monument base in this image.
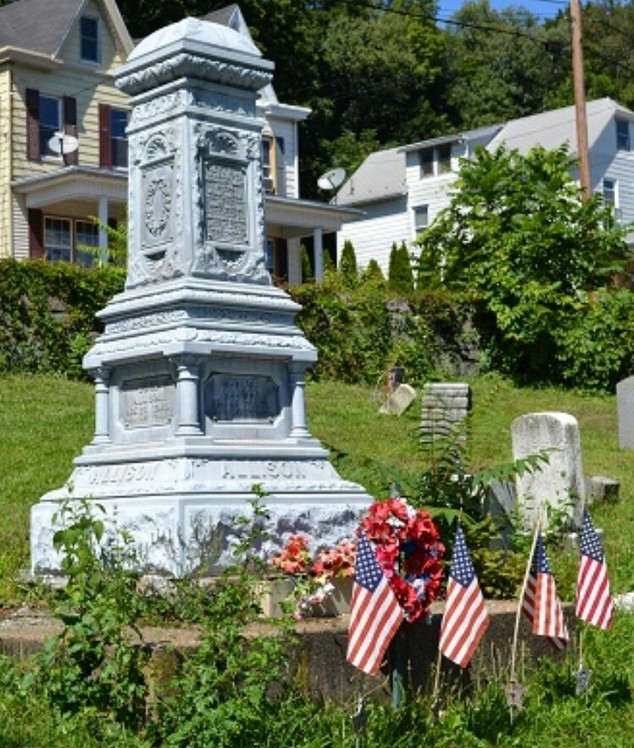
[31,455,370,576]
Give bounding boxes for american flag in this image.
[576,508,614,630]
[347,531,403,676]
[521,532,568,649]
[439,524,490,668]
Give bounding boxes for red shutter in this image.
[99,103,111,168]
[63,96,78,166]
[29,209,44,259]
[26,88,40,160]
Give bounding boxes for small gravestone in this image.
[420,383,471,445]
[380,383,417,415]
[511,412,584,530]
[616,376,634,449]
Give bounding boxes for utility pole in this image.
[571,0,591,199]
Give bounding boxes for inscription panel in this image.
[205,374,279,422]
[204,159,248,244]
[121,376,175,429]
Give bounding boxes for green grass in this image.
[2,373,634,598]
[0,372,633,745]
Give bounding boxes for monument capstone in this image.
[30,17,372,575]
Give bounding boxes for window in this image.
[44,218,72,262]
[262,137,274,193]
[616,120,630,150]
[414,205,429,235]
[43,217,101,265]
[80,16,100,63]
[39,95,61,156]
[419,144,453,177]
[110,108,128,167]
[603,178,617,208]
[437,144,452,173]
[419,148,434,177]
[99,104,129,168]
[75,220,100,266]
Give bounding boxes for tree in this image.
[362,259,385,285]
[417,144,629,382]
[443,1,569,128]
[339,240,358,286]
[388,242,415,293]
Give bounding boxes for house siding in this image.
[58,0,127,73]
[0,67,12,257]
[264,116,300,199]
[337,195,409,272]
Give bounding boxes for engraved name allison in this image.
[83,460,330,486]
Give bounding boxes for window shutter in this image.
[99,103,111,168]
[26,88,40,160]
[28,209,44,259]
[63,96,78,165]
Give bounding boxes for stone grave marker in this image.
[30,17,371,576]
[420,383,471,445]
[616,375,634,449]
[379,383,417,416]
[511,412,585,530]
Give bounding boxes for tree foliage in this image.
[417,144,629,383]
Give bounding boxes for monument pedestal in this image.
[30,18,371,576]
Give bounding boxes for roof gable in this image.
[0,0,132,59]
[488,98,634,155]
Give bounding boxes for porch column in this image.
[313,227,323,282]
[98,196,109,264]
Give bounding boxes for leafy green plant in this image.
[27,499,150,730]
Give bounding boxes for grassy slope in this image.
[1,374,633,598]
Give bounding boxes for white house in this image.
[336,98,634,272]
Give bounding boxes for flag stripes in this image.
[576,509,614,630]
[439,525,489,668]
[347,532,403,676]
[521,533,568,650]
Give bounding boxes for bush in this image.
[0,259,124,378]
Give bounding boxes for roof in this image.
[0,0,132,59]
[336,99,634,206]
[336,147,406,207]
[488,97,634,155]
[400,124,502,154]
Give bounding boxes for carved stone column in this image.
[92,369,111,444]
[289,363,310,438]
[174,358,202,436]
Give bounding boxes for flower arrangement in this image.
[269,498,443,622]
[362,497,444,623]
[269,535,356,618]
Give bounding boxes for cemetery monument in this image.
[30,17,371,575]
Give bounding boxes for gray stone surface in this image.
[616,375,634,449]
[420,382,471,444]
[30,17,371,576]
[585,476,620,504]
[379,383,417,415]
[511,412,584,530]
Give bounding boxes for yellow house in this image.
[0,0,132,262]
[0,0,357,283]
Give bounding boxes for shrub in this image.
[0,259,124,378]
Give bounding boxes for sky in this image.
[436,0,569,22]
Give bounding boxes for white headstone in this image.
[616,376,634,449]
[511,412,585,530]
[379,383,417,415]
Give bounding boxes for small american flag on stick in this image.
[576,508,614,630]
[439,524,490,668]
[347,531,403,676]
[521,532,568,649]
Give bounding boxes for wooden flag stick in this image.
[510,514,542,686]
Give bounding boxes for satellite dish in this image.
[48,131,79,157]
[318,167,346,191]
